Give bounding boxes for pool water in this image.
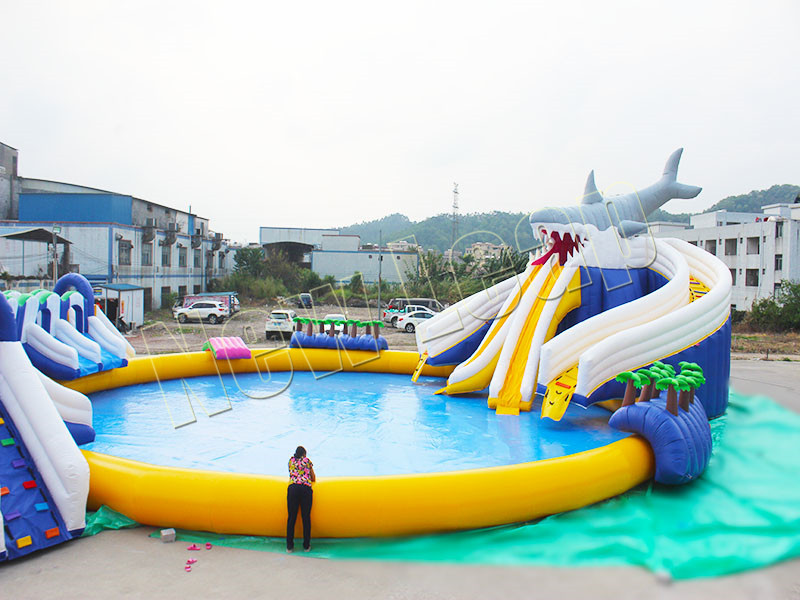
[84,371,629,477]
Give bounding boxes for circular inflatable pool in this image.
[85,371,632,477]
[65,349,654,537]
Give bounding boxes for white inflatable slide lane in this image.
[38,291,103,364]
[91,307,135,359]
[507,261,579,408]
[442,262,537,393]
[486,257,580,413]
[537,238,690,392]
[14,295,82,371]
[55,319,103,364]
[0,342,89,533]
[36,371,93,431]
[572,238,731,397]
[415,273,519,363]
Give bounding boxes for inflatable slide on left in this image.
[0,292,91,561]
[2,273,135,380]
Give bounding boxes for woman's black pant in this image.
[286,483,313,550]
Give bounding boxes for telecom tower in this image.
[451,182,459,249]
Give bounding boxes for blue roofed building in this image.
[0,141,235,309]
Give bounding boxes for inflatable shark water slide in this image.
[414,149,731,484]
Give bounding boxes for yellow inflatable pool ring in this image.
[65,349,654,538]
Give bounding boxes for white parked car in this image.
[173,301,229,324]
[396,310,435,333]
[385,305,435,328]
[323,313,347,334]
[265,309,298,340]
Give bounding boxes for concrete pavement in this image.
[1,359,799,599]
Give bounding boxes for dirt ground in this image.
[731,329,800,359]
[130,302,419,355]
[130,302,800,361]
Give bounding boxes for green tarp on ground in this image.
[82,505,139,537]
[110,391,797,579]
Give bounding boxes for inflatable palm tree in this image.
[655,376,680,416]
[675,375,693,412]
[292,316,304,332]
[345,319,358,337]
[322,319,335,337]
[634,368,654,402]
[615,371,640,407]
[678,362,706,407]
[370,320,384,338]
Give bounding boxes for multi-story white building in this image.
[653,204,800,310]
[0,142,234,309]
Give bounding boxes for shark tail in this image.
[663,148,702,199]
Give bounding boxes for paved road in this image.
[2,360,799,600]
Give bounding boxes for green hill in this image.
[706,184,800,213]
[340,211,538,254]
[339,185,800,254]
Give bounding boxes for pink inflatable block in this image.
[204,337,252,360]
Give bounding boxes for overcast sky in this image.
[2,1,798,244]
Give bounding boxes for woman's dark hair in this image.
[293,446,307,460]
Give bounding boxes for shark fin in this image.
[618,220,648,238]
[582,170,603,204]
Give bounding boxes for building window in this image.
[194,249,202,268]
[724,239,737,255]
[775,281,782,296]
[775,254,783,270]
[161,245,171,267]
[745,269,759,287]
[776,221,783,237]
[178,285,187,298]
[218,253,224,268]
[746,237,760,255]
[118,240,132,266]
[161,286,172,307]
[729,268,736,285]
[193,285,202,294]
[142,242,153,266]
[143,287,152,312]
[705,240,717,255]
[178,247,187,267]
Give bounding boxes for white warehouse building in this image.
[653,203,800,310]
[310,234,419,284]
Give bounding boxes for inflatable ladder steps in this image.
[411,352,428,383]
[688,277,710,302]
[0,401,72,561]
[541,366,579,421]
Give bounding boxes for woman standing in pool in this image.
[286,446,315,552]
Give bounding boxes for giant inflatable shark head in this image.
[529,148,701,266]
